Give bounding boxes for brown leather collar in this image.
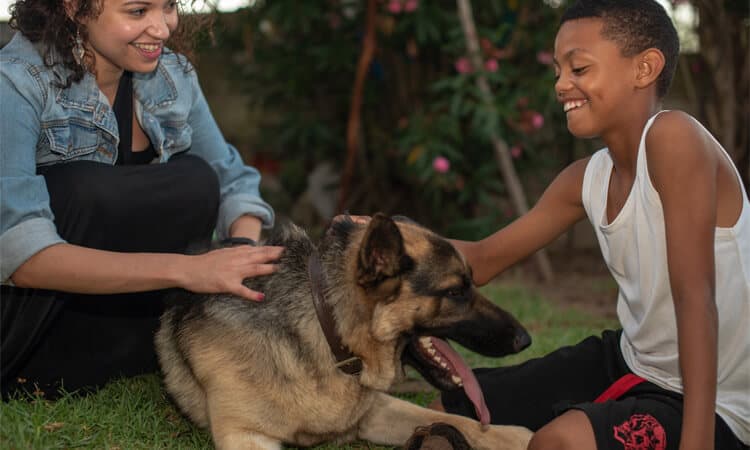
[307,251,363,376]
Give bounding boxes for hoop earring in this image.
[72,29,85,66]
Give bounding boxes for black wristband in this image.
[220,237,257,247]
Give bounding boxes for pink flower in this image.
[432,156,450,173]
[536,51,553,65]
[510,146,523,159]
[404,0,419,12]
[454,57,472,74]
[484,59,499,72]
[327,13,341,30]
[531,112,544,129]
[387,0,402,14]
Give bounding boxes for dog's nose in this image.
[513,330,531,352]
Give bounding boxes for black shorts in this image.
[441,329,747,450]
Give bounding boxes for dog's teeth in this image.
[428,348,436,356]
[419,337,432,347]
[451,375,463,385]
[440,362,448,369]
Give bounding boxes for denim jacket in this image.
[0,33,274,282]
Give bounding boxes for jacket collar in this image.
[133,62,178,110]
[6,33,179,110]
[54,60,178,112]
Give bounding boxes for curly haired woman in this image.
[0,0,282,398]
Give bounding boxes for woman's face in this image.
[82,0,179,77]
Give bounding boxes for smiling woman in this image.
[0,0,252,20]
[81,0,180,98]
[0,0,278,400]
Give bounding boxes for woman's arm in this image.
[181,66,275,239]
[454,157,590,285]
[0,67,67,282]
[11,243,282,301]
[229,214,263,241]
[647,111,718,450]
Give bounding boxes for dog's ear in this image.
[357,213,412,288]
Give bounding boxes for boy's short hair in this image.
[561,0,680,98]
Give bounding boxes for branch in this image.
[338,0,378,213]
[455,0,554,282]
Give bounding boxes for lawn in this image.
[0,283,617,450]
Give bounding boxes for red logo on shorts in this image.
[613,414,667,450]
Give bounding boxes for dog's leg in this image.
[207,395,282,450]
[357,393,532,450]
[210,426,282,450]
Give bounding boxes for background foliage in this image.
[206,0,577,240]
[195,0,748,241]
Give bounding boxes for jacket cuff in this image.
[216,194,275,240]
[1,218,65,283]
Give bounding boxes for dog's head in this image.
[342,213,530,424]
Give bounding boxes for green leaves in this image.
[212,1,571,236]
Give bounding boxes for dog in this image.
[155,214,534,449]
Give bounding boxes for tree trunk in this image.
[338,0,378,212]
[455,0,554,282]
[692,0,748,188]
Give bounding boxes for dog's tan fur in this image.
[156,215,532,449]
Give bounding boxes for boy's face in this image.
[553,18,638,139]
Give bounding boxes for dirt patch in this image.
[494,249,619,319]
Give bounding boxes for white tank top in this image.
[582,112,750,444]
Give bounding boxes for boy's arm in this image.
[454,157,589,285]
[647,111,718,450]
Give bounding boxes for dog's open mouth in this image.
[403,335,490,426]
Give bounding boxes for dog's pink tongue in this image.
[430,338,490,426]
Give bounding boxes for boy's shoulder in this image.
[645,110,719,189]
[647,110,708,149]
[646,110,714,163]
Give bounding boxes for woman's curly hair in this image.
[9,0,214,87]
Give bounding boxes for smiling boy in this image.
[434,1,750,449]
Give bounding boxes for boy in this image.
[434,1,749,449]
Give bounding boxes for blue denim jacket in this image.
[0,33,275,282]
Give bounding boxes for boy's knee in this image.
[528,428,572,450]
[527,410,596,450]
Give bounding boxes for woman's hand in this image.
[179,245,284,301]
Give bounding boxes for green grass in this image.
[0,283,617,450]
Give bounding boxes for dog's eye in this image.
[444,288,466,300]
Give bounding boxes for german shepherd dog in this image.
[155,214,533,449]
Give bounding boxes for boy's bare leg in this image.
[528,410,596,450]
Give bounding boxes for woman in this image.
[0,0,282,398]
